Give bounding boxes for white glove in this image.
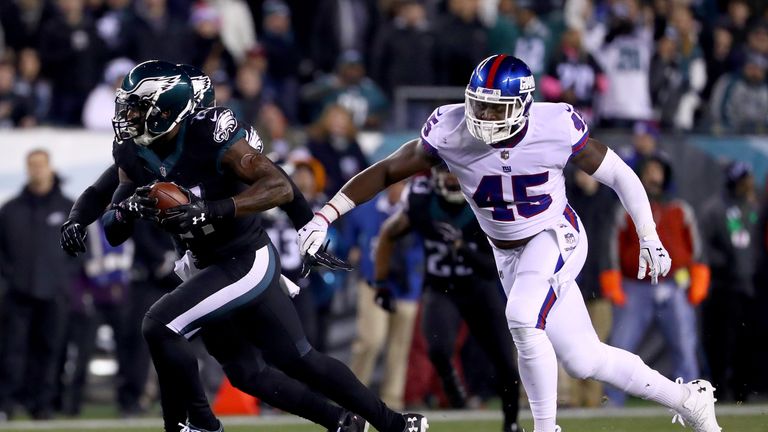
[298,214,329,257]
[638,236,672,284]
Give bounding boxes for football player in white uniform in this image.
[298,55,721,432]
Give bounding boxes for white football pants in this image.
[492,209,685,432]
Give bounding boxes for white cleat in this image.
[671,378,722,432]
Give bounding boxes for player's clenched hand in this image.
[372,281,396,313]
[115,185,158,221]
[638,236,671,284]
[297,214,328,257]
[60,219,87,257]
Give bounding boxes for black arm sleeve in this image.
[69,165,120,225]
[102,181,136,246]
[457,246,498,279]
[273,161,314,228]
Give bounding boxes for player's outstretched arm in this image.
[62,165,120,256]
[371,209,413,312]
[570,138,671,283]
[298,138,439,256]
[221,139,294,214]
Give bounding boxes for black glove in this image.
[299,239,353,278]
[161,187,235,234]
[114,185,158,222]
[61,219,87,257]
[372,280,396,313]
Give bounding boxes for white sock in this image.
[511,328,558,432]
[596,344,687,409]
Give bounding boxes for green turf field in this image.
[0,415,766,432]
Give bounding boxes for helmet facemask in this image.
[432,166,465,204]
[465,87,532,144]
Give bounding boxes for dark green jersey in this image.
[113,106,268,266]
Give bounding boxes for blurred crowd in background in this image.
[2,0,768,423]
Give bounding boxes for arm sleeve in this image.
[101,182,135,246]
[273,161,314,228]
[69,165,120,226]
[591,148,657,239]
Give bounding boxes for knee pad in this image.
[505,272,551,329]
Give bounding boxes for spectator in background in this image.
[0,60,33,128]
[306,104,368,195]
[132,0,192,64]
[301,50,388,129]
[512,0,552,82]
[343,180,422,411]
[740,23,768,61]
[209,69,233,107]
[231,65,265,127]
[486,0,518,56]
[594,0,654,127]
[371,0,436,98]
[208,0,257,63]
[60,221,133,416]
[434,0,487,86]
[94,0,135,59]
[719,0,752,47]
[82,58,134,130]
[38,0,106,125]
[256,103,305,159]
[0,150,77,420]
[702,24,740,102]
[260,0,302,122]
[710,52,768,133]
[311,0,379,73]
[541,28,605,126]
[602,155,708,406]
[190,1,237,82]
[619,121,660,171]
[561,169,615,408]
[649,13,707,130]
[0,0,55,51]
[700,162,760,402]
[15,48,51,127]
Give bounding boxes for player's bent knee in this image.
[141,314,177,343]
[505,273,550,329]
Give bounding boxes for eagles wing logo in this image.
[191,76,211,102]
[213,110,237,143]
[245,127,264,153]
[117,75,182,101]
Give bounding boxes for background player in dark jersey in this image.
[101,60,427,432]
[374,165,521,432]
[60,65,380,432]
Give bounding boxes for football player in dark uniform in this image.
[60,66,366,432]
[373,165,521,432]
[96,61,428,432]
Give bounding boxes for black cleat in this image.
[402,413,429,432]
[179,420,223,432]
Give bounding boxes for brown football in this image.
[149,182,189,216]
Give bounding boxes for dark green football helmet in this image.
[112,60,195,145]
[179,64,215,108]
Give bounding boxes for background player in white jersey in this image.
[297,54,722,432]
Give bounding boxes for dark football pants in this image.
[421,280,520,427]
[143,244,405,432]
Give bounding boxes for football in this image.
[149,182,189,216]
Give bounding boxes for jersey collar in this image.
[489,121,529,149]
[137,122,187,178]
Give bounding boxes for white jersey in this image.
[419,102,588,240]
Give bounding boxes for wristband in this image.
[208,198,236,220]
[316,192,356,225]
